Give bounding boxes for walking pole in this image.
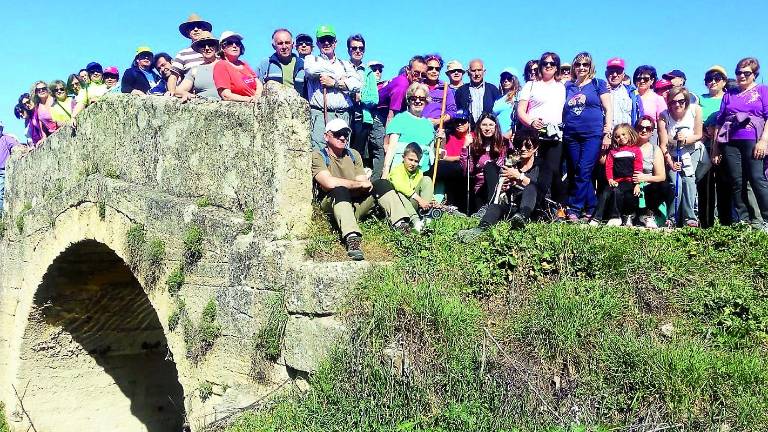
[431,82,450,188]
[322,87,328,124]
[672,126,688,226]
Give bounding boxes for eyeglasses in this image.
[704,75,724,84]
[318,36,336,45]
[331,130,350,139]
[448,69,464,74]
[560,68,571,73]
[297,41,312,47]
[735,70,754,78]
[349,46,364,52]
[637,125,654,132]
[223,40,243,48]
[574,62,590,68]
[637,76,651,83]
[410,70,425,79]
[427,66,441,72]
[371,66,383,72]
[542,61,557,68]
[35,87,48,93]
[199,42,218,51]
[54,87,66,92]
[671,98,687,106]
[22,99,32,105]
[408,96,427,103]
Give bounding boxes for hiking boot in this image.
[345,235,364,261]
[509,213,527,229]
[456,227,485,243]
[643,215,658,228]
[394,220,411,235]
[471,205,488,219]
[606,218,622,227]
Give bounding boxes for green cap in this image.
[316,25,336,39]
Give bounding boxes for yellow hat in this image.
[135,46,153,56]
[706,65,727,78]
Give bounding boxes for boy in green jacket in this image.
[388,143,435,230]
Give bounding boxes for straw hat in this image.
[179,13,213,38]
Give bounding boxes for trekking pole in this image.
[431,82,450,188]
[672,126,689,226]
[322,87,328,124]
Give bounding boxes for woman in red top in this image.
[433,109,472,210]
[213,31,262,102]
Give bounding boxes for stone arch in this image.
[14,238,184,431]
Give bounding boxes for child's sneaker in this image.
[664,219,675,229]
[345,234,364,261]
[606,218,622,227]
[588,219,600,226]
[643,215,658,228]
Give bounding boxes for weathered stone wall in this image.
[0,84,363,431]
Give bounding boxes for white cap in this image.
[325,118,351,133]
[367,60,383,68]
[219,30,243,44]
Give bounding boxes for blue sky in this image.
[4,0,767,139]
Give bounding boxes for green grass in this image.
[183,224,204,266]
[166,265,185,296]
[226,218,768,431]
[253,295,288,362]
[0,401,8,432]
[184,298,222,363]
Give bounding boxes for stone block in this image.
[285,261,370,315]
[283,315,348,373]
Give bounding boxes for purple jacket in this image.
[377,74,409,113]
[422,82,457,120]
[0,134,21,170]
[717,84,768,141]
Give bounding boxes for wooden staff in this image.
[431,82,450,187]
[322,87,328,124]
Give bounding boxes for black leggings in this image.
[538,139,566,205]
[479,183,538,228]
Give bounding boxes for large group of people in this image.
[4,14,768,261]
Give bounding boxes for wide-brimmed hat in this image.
[219,30,244,45]
[706,65,728,78]
[179,13,213,38]
[191,32,219,51]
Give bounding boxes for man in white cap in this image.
[604,57,643,128]
[312,118,410,260]
[168,13,213,95]
[368,60,384,83]
[304,25,362,149]
[445,60,465,90]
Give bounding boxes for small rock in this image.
[660,323,675,337]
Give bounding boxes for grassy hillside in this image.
[227,216,768,431]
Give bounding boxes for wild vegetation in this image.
[227,216,768,432]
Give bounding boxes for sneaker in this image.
[664,219,675,229]
[412,219,425,233]
[566,212,580,223]
[345,235,364,261]
[606,218,622,227]
[588,219,600,226]
[643,215,658,228]
[685,219,699,228]
[624,215,634,227]
[471,205,488,219]
[456,227,485,243]
[509,213,527,229]
[394,220,411,235]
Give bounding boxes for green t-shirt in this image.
[386,112,435,172]
[281,57,296,89]
[699,94,722,128]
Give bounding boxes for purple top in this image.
[0,134,21,170]
[378,74,409,113]
[422,82,457,120]
[717,84,768,141]
[460,139,509,193]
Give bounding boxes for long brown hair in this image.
[472,113,506,159]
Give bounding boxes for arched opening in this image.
[16,240,184,432]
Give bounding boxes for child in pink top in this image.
[601,123,643,226]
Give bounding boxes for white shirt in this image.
[519,79,566,125]
[304,54,362,110]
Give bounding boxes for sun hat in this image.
[179,13,213,38]
[446,60,464,72]
[706,65,728,78]
[500,67,520,78]
[325,118,351,133]
[191,31,219,51]
[316,25,336,39]
[219,30,243,44]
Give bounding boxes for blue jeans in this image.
[0,172,5,215]
[565,132,602,214]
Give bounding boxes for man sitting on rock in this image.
[313,118,411,260]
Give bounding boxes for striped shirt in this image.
[171,47,204,79]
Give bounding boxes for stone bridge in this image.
[0,86,361,431]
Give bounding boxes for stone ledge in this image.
[284,261,371,315]
[283,315,348,373]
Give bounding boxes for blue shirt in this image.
[564,78,608,135]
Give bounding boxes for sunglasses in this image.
[704,75,724,84]
[448,69,464,74]
[408,96,427,103]
[35,87,48,93]
[410,70,425,78]
[607,69,623,76]
[574,62,590,68]
[318,37,336,44]
[542,61,557,68]
[22,99,31,105]
[199,42,218,50]
[637,125,654,132]
[637,76,651,83]
[371,66,383,72]
[560,68,571,73]
[137,54,153,60]
[54,87,66,92]
[519,140,536,150]
[223,40,243,48]
[297,41,312,47]
[331,130,350,139]
[427,66,441,72]
[349,46,364,52]
[735,70,753,78]
[671,98,687,106]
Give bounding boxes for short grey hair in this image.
[406,82,428,100]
